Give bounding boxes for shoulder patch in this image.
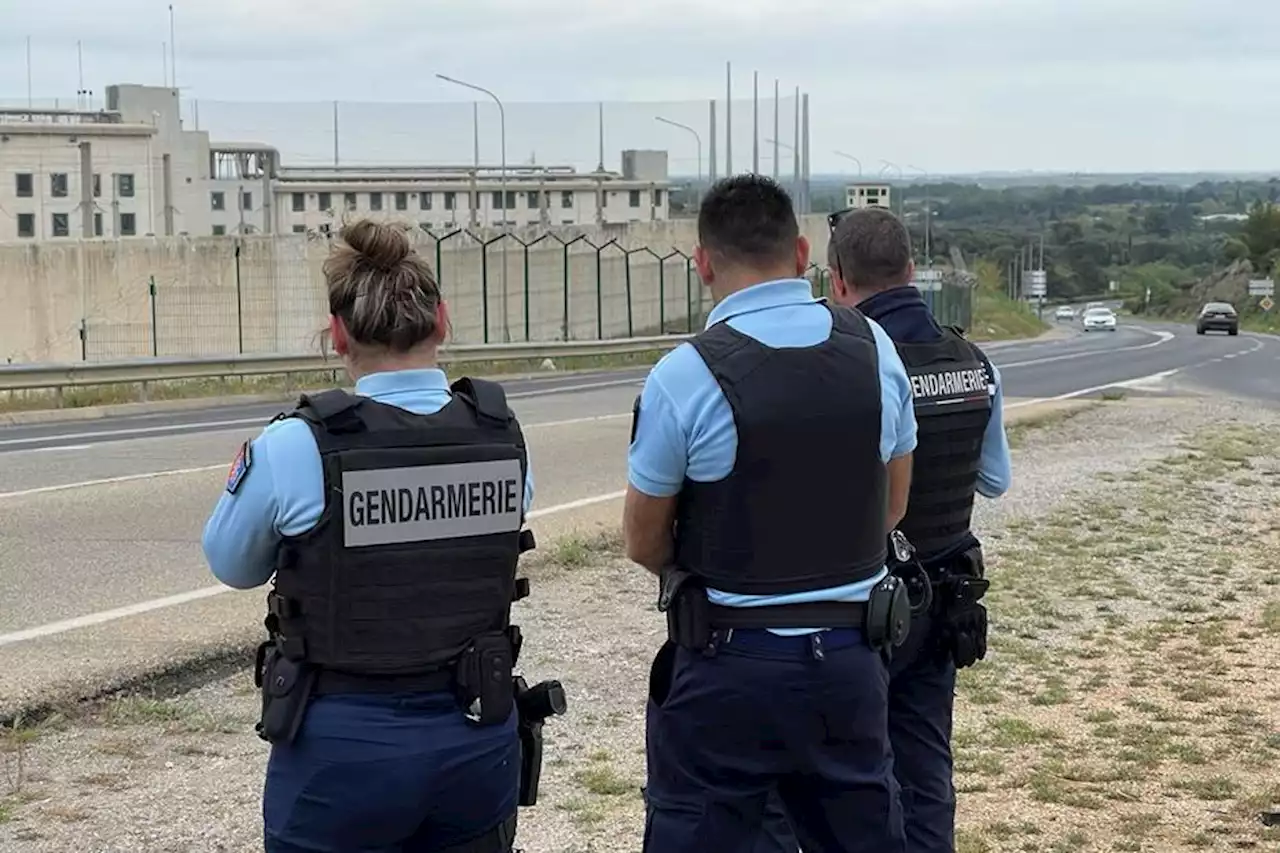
[226,441,253,494]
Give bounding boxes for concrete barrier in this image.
[2,216,835,364]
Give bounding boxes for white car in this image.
[1054,306,1075,321]
[1081,307,1117,332]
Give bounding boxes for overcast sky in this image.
[3,0,1280,176]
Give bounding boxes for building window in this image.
[211,191,225,211]
[420,192,433,210]
[17,213,35,238]
[319,223,332,237]
[561,191,573,209]
[654,189,664,206]
[51,173,69,198]
[241,191,253,211]
[51,213,69,237]
[118,174,135,198]
[505,191,516,210]
[492,191,504,210]
[120,213,137,236]
[317,192,332,211]
[395,192,408,211]
[292,192,306,212]
[292,224,306,234]
[94,212,103,237]
[369,193,383,211]
[629,190,642,208]
[15,173,33,198]
[527,191,540,209]
[212,224,226,236]
[444,192,455,211]
[93,174,102,198]
[344,192,356,211]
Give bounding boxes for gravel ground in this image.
[2,394,1277,853]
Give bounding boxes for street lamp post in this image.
[437,73,510,341]
[879,160,904,217]
[833,150,862,176]
[655,116,703,204]
[907,164,930,265]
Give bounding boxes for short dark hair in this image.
[828,207,912,290]
[697,175,799,267]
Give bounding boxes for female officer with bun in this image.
[203,219,535,853]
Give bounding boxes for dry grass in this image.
[954,422,1280,852]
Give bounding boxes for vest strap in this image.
[451,377,511,427]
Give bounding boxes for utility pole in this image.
[725,62,733,175]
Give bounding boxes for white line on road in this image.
[994,328,1174,370]
[0,413,635,500]
[0,377,643,450]
[0,489,631,648]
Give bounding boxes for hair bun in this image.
[339,220,411,272]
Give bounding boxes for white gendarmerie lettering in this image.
[342,459,523,547]
[909,365,991,404]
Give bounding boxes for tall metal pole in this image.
[752,71,759,174]
[472,102,479,168]
[168,5,177,96]
[725,62,733,175]
[597,102,605,171]
[162,41,168,88]
[792,86,800,200]
[772,79,780,181]
[800,93,810,214]
[332,101,340,167]
[708,100,718,183]
[909,165,930,265]
[437,74,509,341]
[77,41,85,109]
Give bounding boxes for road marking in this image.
[0,412,635,499]
[993,328,1174,370]
[0,488,630,648]
[27,443,93,453]
[0,377,644,450]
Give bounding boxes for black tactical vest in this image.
[894,328,994,561]
[266,377,531,682]
[674,305,888,596]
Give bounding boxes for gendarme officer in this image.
[758,206,1012,853]
[624,175,918,852]
[202,219,562,853]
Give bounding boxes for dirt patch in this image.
[3,398,1280,852]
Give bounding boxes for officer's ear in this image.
[693,245,714,285]
[329,315,350,357]
[794,235,811,276]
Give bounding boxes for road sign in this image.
[1262,296,1275,312]
[913,268,943,292]
[1248,279,1275,297]
[1023,270,1047,298]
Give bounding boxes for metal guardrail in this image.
[0,336,692,394]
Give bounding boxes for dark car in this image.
[1196,302,1239,335]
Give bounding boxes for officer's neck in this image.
[710,265,803,303]
[345,346,440,382]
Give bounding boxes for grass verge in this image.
[955,421,1280,851]
[0,348,673,415]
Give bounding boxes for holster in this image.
[514,676,568,807]
[456,631,516,727]
[935,545,990,670]
[254,640,318,746]
[657,569,713,652]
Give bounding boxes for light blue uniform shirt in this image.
[202,368,536,590]
[975,364,1012,499]
[627,278,918,636]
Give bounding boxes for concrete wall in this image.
[0,216,832,364]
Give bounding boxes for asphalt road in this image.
[0,318,1275,715]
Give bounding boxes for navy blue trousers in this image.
[643,630,906,853]
[263,690,519,853]
[753,610,958,853]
